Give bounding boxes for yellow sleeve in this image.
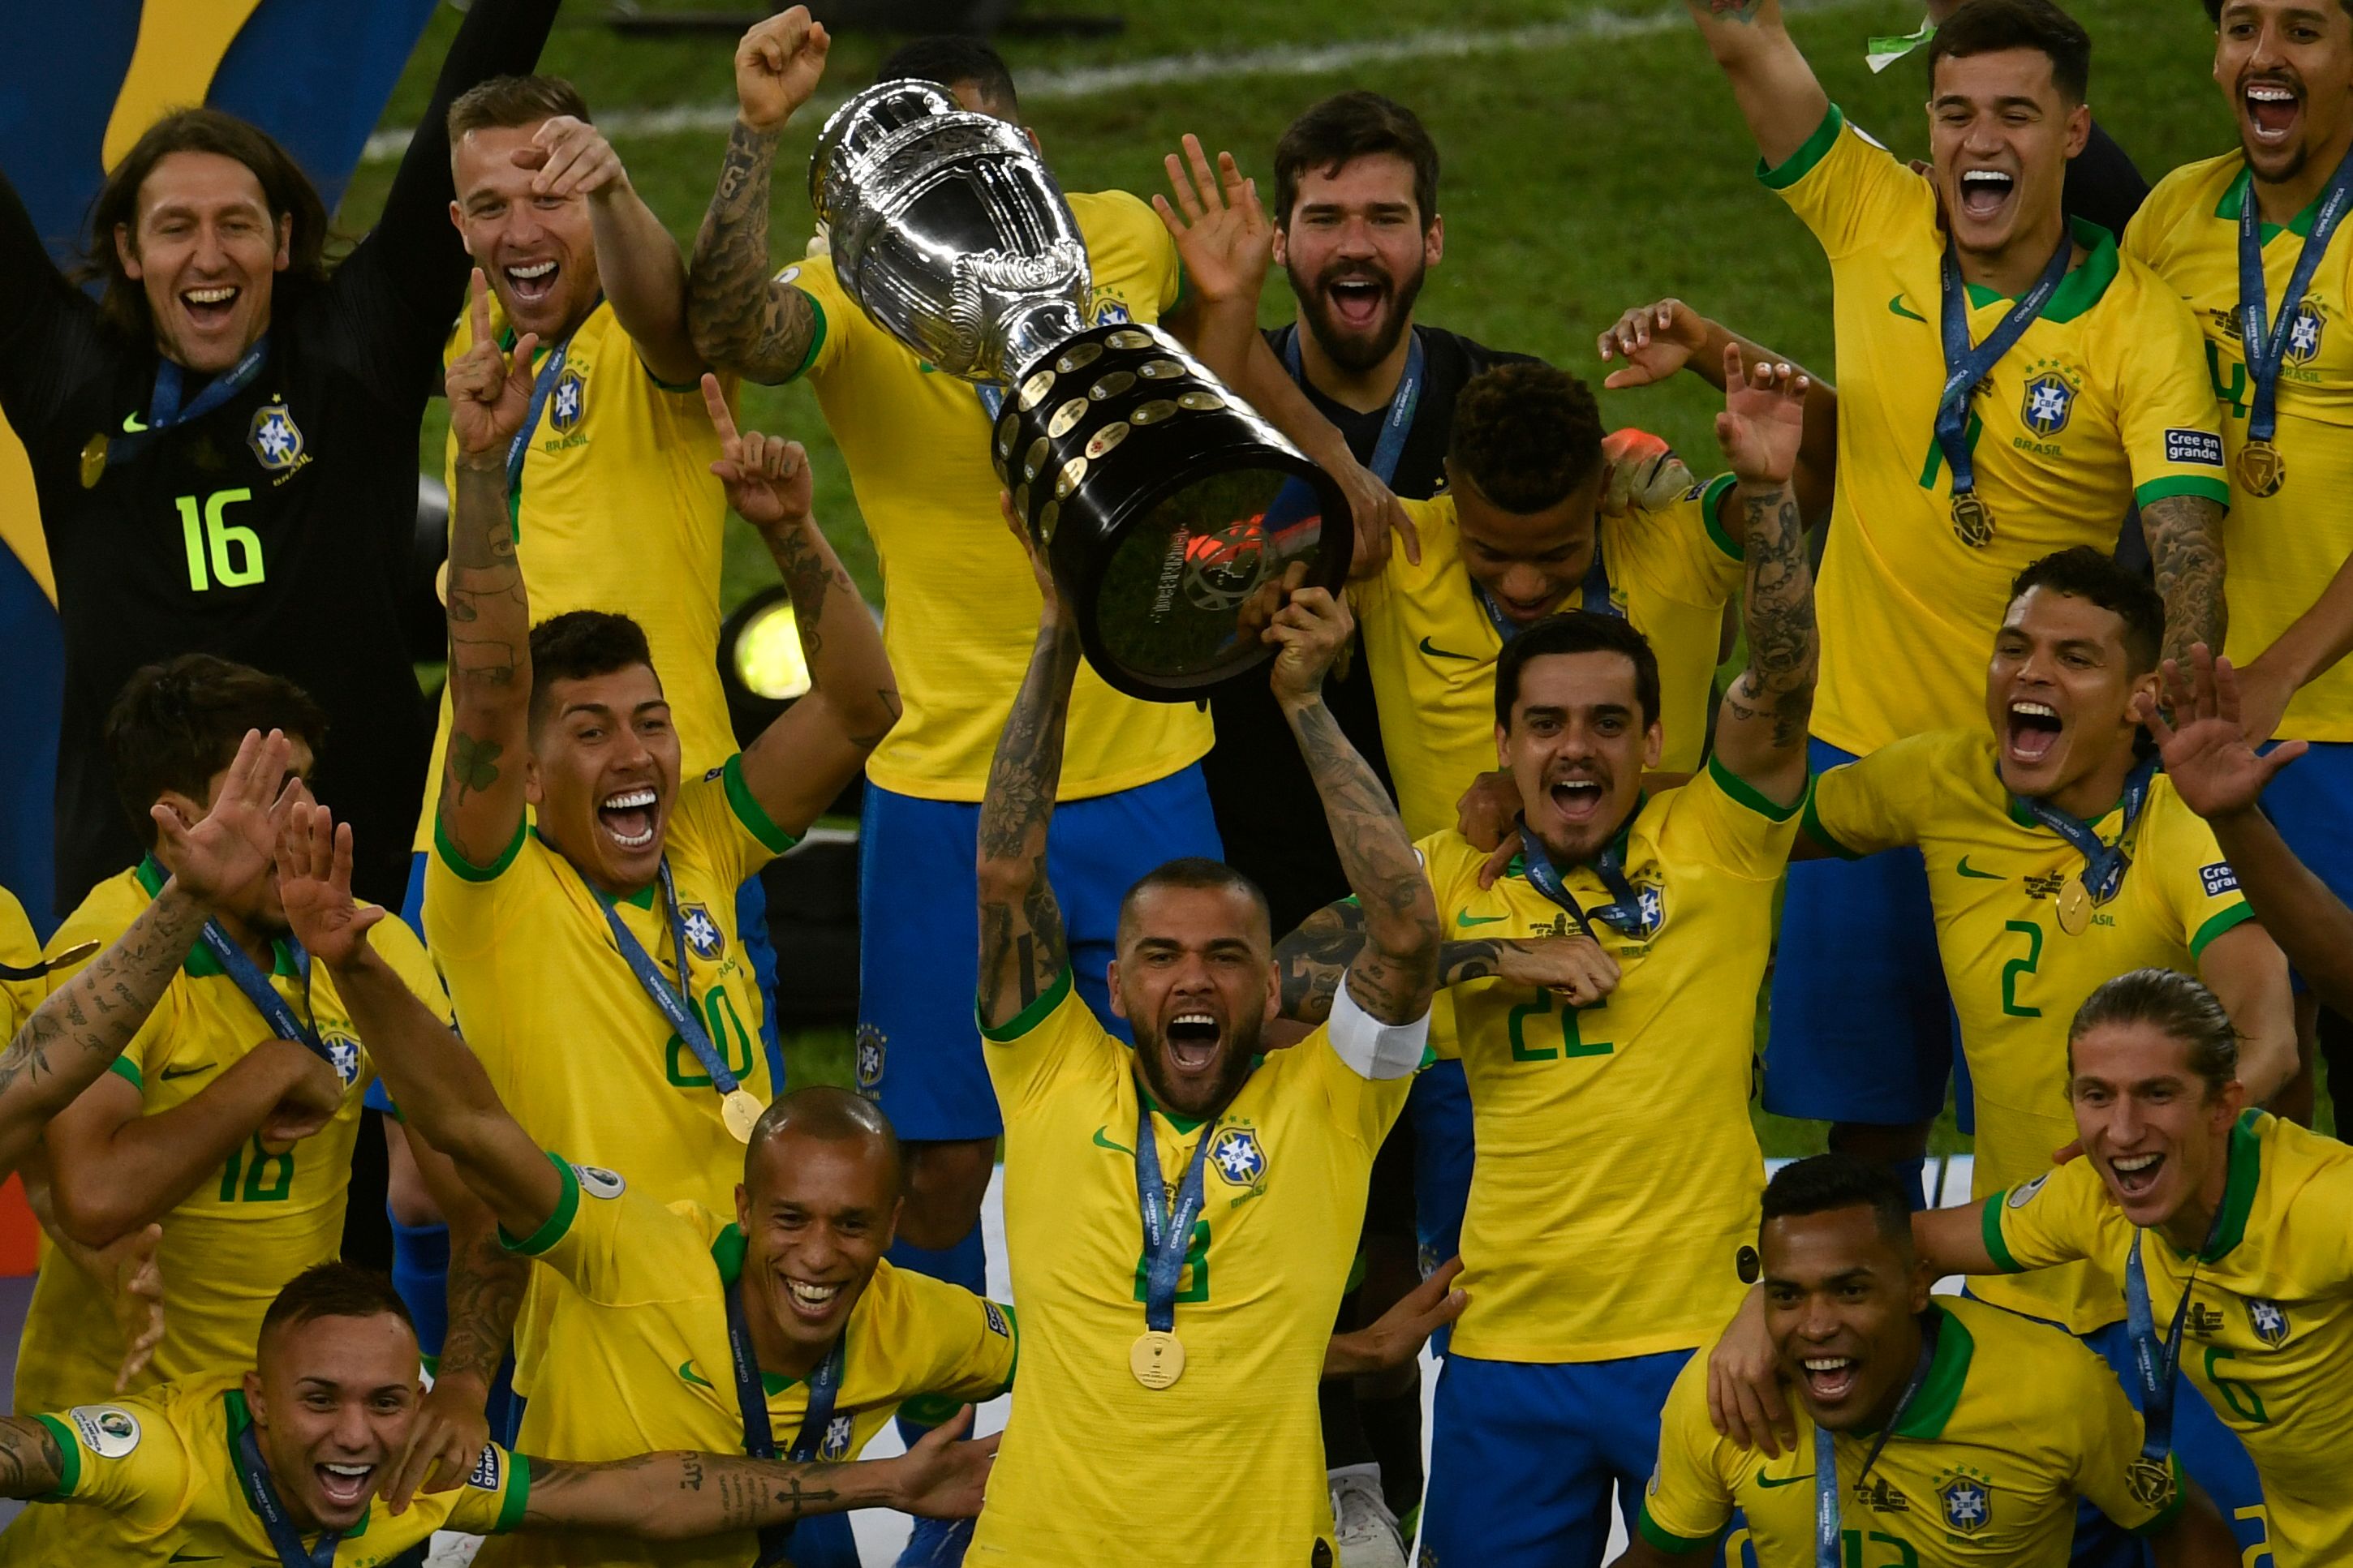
[2067,1358,2187,1537]
[772,256,847,382]
[676,756,800,889]
[1633,1349,1738,1553]
[896,1286,1022,1427]
[2148,792,2256,960]
[1758,105,1929,260]
[498,1153,669,1306]
[434,1442,535,1536]
[424,815,528,963]
[372,916,451,1029]
[977,970,1103,1122]
[1800,732,1942,858]
[2109,277,2233,511]
[1632,474,1745,606]
[0,886,42,1037]
[32,1398,190,1533]
[1094,188,1183,316]
[1663,754,1805,882]
[1983,1154,2123,1273]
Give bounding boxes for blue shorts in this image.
[2261,739,2353,994]
[1422,1347,1701,1567]
[1765,738,1968,1130]
[858,765,1222,1143]
[1410,1058,1474,1278]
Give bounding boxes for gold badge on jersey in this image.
[79,434,108,488]
[1130,1329,1185,1390]
[1951,492,1995,548]
[2237,440,2286,498]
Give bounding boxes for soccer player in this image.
[0,1261,994,1566]
[2123,0,2353,1123]
[1685,0,2234,1208]
[420,272,894,1471]
[0,0,558,917]
[963,519,1438,1560]
[1277,351,1818,1566]
[1905,969,2353,1568]
[1620,1154,2242,1568]
[272,798,1006,1568]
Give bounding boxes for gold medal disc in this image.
[80,434,108,489]
[1950,492,1994,548]
[2237,440,2286,499]
[721,1089,765,1143]
[1129,1330,1185,1390]
[2056,879,2093,936]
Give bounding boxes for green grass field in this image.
[341,0,2334,1146]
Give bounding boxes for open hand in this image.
[895,1407,1001,1519]
[1713,343,1809,489]
[275,803,385,973]
[1454,770,1523,852]
[47,1222,167,1394]
[385,1377,492,1511]
[2136,645,2304,823]
[703,375,812,535]
[1267,587,1355,707]
[1706,1284,1792,1456]
[1152,135,1272,308]
[514,115,627,203]
[734,6,830,133]
[155,728,295,908]
[1325,1257,1468,1377]
[1596,298,1710,390]
[447,271,540,461]
[1495,931,1620,1007]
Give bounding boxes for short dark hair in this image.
[1927,0,2093,104]
[1272,91,1440,230]
[2068,969,2241,1098]
[1760,1153,1913,1250]
[875,37,1019,114]
[2008,545,2165,674]
[527,610,659,734]
[1493,612,1663,731]
[1118,857,1271,949]
[262,1263,415,1344]
[105,655,325,849]
[750,1086,903,1198]
[447,75,593,142]
[80,109,333,347]
[1448,364,1606,516]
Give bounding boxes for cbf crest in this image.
[680,903,725,961]
[854,1025,887,1095]
[2021,371,2076,438]
[2247,1297,2291,1347]
[2285,301,2326,366]
[550,364,587,433]
[322,1033,363,1089]
[1209,1126,1267,1187]
[1937,1469,1994,1536]
[247,402,304,470]
[819,1413,856,1461]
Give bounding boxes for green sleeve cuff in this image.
[1757,103,1845,191]
[722,754,799,855]
[2189,901,2256,960]
[1635,1501,1715,1555]
[2130,1455,2190,1537]
[433,814,527,883]
[493,1450,532,1533]
[784,290,827,383]
[1700,473,1744,561]
[977,966,1073,1043]
[1799,783,1863,859]
[1707,752,1805,823]
[108,1057,142,1093]
[498,1153,581,1257]
[2134,475,2231,510]
[32,1414,80,1501]
[1981,1193,2024,1273]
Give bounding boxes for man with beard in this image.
[1685,0,2233,1212]
[2123,0,2353,1124]
[963,498,1437,1562]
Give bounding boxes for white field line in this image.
[362,0,1879,162]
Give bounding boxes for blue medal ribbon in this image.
[235,1419,343,1568]
[1282,324,1423,487]
[2122,1197,2225,1467]
[1133,1094,1218,1334]
[502,308,596,493]
[1811,1319,1939,1568]
[1516,821,1654,942]
[199,922,333,1069]
[1473,531,1615,645]
[596,861,746,1101]
[724,1274,845,1565]
[1935,234,2075,504]
[2237,150,2353,449]
[108,336,272,469]
[2016,756,2157,909]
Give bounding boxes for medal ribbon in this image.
[1473,530,1615,646]
[1283,324,1424,487]
[2018,756,2157,909]
[235,1419,343,1568]
[502,307,597,493]
[108,336,271,469]
[1935,233,2075,505]
[2237,149,2353,449]
[596,860,747,1102]
[2123,1197,2224,1467]
[1865,19,1936,74]
[724,1274,845,1565]
[1516,821,1652,940]
[1813,1319,1939,1568]
[1133,1095,1218,1335]
[199,923,333,1069]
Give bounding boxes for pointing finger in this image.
[468,269,493,346]
[701,373,741,445]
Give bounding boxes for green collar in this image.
[707,1226,820,1394]
[223,1390,371,1540]
[531,827,656,909]
[2170,1110,2263,1263]
[1960,217,2119,324]
[139,857,298,979]
[1845,1302,1973,1442]
[1136,1083,1206,1136]
[2001,762,2132,838]
[1502,794,1647,882]
[2217,164,2325,242]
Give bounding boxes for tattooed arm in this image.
[1275,900,1619,1023]
[0,1415,65,1499]
[687,10,829,383]
[1271,591,1439,1025]
[1680,0,1831,170]
[1708,346,1817,809]
[2143,492,2228,671]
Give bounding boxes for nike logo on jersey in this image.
[678,1360,715,1390]
[1955,856,2003,879]
[1419,637,1478,663]
[1456,913,1509,927]
[122,412,148,434]
[1091,1126,1136,1158]
[1888,294,1928,324]
[1756,1471,1815,1489]
[158,1063,217,1080]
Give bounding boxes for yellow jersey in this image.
[476,1153,1015,1568]
[2,1375,524,1567]
[0,883,40,1037]
[1988,1111,2353,1568]
[1808,729,2256,1334]
[1353,479,1744,840]
[412,300,737,853]
[784,190,1213,801]
[1766,105,2231,755]
[1638,1296,2186,1566]
[423,755,794,1394]
[971,970,1411,1564]
[2125,153,2353,742]
[16,860,435,1416]
[1422,756,1793,1363]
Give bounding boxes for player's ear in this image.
[273,213,293,273]
[1262,960,1281,1025]
[1641,720,1664,771]
[523,753,544,808]
[1270,221,1288,269]
[1423,213,1443,269]
[2063,101,2091,161]
[115,223,142,280]
[1907,1256,1934,1315]
[880,1194,903,1252]
[242,1369,267,1426]
[1105,960,1129,1020]
[735,1182,753,1235]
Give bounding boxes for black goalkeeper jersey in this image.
[0,0,556,916]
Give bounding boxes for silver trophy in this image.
[811,81,1352,699]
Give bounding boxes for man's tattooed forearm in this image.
[0,885,204,1104]
[1286,699,1439,1022]
[437,1231,527,1385]
[688,120,817,381]
[0,1418,63,1498]
[1728,483,1817,750]
[1273,902,1366,1023]
[2144,492,2228,665]
[976,626,1080,1016]
[445,467,527,694]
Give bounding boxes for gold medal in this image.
[1129,1329,1185,1390]
[721,1088,765,1143]
[1950,491,1994,548]
[80,434,108,489]
[2237,439,2286,498]
[2056,879,2093,936]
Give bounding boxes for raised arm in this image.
[0,1416,64,1499]
[709,377,901,836]
[687,9,830,384]
[513,117,699,384]
[1268,591,1438,1024]
[2197,923,2295,1106]
[2143,493,2229,672]
[1681,0,1835,170]
[438,271,540,870]
[2232,546,2353,745]
[975,509,1079,1031]
[1707,346,1817,807]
